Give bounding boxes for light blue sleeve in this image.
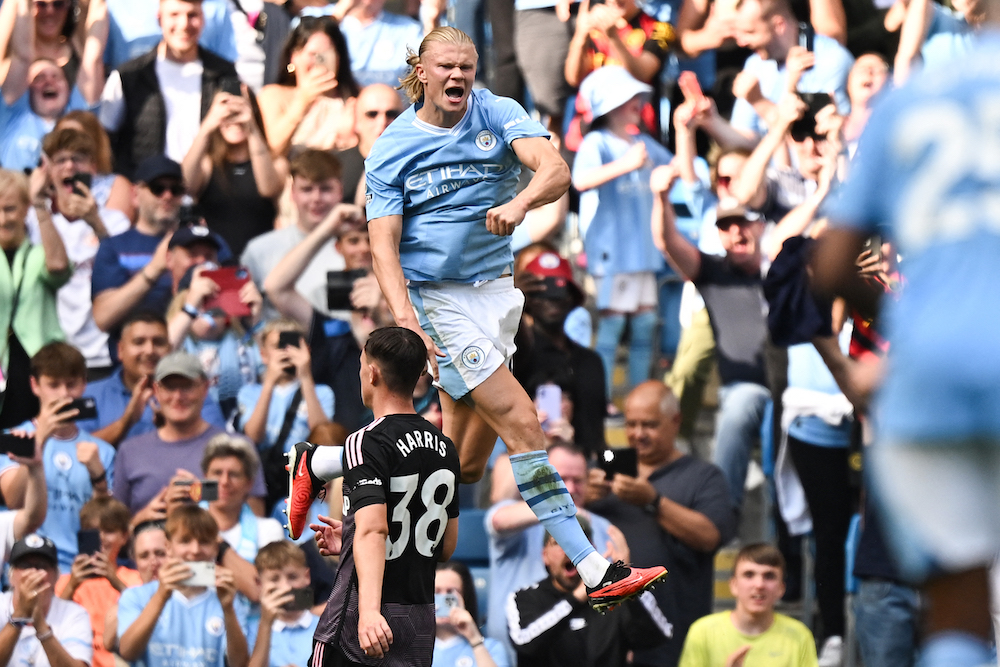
[117,586,148,640]
[98,440,116,491]
[485,94,549,146]
[0,455,17,477]
[485,638,511,667]
[236,384,263,433]
[645,135,674,166]
[826,102,892,234]
[316,384,335,420]
[200,0,239,62]
[364,147,405,219]
[571,133,607,180]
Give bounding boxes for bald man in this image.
[588,381,737,667]
[339,83,406,207]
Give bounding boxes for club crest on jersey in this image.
[206,617,224,636]
[462,346,486,369]
[475,130,497,151]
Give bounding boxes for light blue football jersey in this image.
[829,31,1000,441]
[365,88,549,283]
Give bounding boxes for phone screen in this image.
[77,529,102,556]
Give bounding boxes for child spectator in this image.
[572,66,672,402]
[0,342,115,573]
[56,496,142,667]
[247,542,320,667]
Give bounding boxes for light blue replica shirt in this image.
[574,130,672,277]
[339,12,423,90]
[105,0,238,68]
[922,4,975,71]
[365,88,549,283]
[118,582,232,667]
[731,33,854,137]
[235,380,334,452]
[434,635,510,667]
[244,611,319,667]
[0,88,90,172]
[0,423,115,573]
[829,32,1000,442]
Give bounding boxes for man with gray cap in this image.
[113,352,267,522]
[652,170,772,514]
[0,534,92,667]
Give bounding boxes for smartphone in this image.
[0,432,34,458]
[535,383,562,429]
[70,172,92,196]
[313,50,336,72]
[182,561,216,587]
[326,269,369,311]
[77,529,102,556]
[790,92,834,142]
[201,267,252,318]
[435,592,460,619]
[283,586,315,612]
[678,71,704,103]
[60,397,98,422]
[172,478,219,503]
[277,331,303,349]
[862,234,882,264]
[219,75,242,96]
[598,448,638,479]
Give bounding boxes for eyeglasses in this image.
[146,181,185,197]
[789,127,827,143]
[363,108,401,120]
[33,0,68,10]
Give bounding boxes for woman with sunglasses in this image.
[257,16,360,157]
[182,85,286,259]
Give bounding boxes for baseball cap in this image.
[524,251,585,306]
[579,66,653,120]
[155,351,207,382]
[9,534,58,568]
[134,155,183,185]
[169,225,224,252]
[715,202,762,228]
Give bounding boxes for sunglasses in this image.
[33,0,68,10]
[147,181,185,197]
[363,109,401,120]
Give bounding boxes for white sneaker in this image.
[818,636,843,667]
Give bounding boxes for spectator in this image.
[183,88,285,259]
[113,351,266,520]
[166,267,263,418]
[512,249,607,458]
[103,0,238,69]
[333,0,422,92]
[99,0,243,178]
[54,111,135,219]
[0,534,93,667]
[28,128,131,376]
[102,520,169,655]
[263,204,381,432]
[0,169,70,430]
[842,53,889,152]
[508,516,671,667]
[90,155,183,346]
[730,0,854,142]
[236,319,334,508]
[0,342,115,573]
[434,561,508,667]
[588,381,736,667]
[339,82,404,207]
[893,0,977,83]
[56,497,142,667]
[512,0,576,138]
[0,0,84,86]
[241,149,348,321]
[485,442,617,663]
[0,0,106,172]
[117,505,250,667]
[257,16,360,156]
[83,312,227,446]
[573,67,672,401]
[0,412,48,554]
[246,541,320,667]
[679,543,818,666]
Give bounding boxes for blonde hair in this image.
[0,169,29,206]
[398,27,476,104]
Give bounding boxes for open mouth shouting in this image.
[444,85,465,105]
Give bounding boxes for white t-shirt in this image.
[0,594,93,667]
[27,207,131,367]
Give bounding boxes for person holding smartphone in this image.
[434,561,507,667]
[247,541,320,667]
[0,342,115,574]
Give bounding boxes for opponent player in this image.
[308,327,461,667]
[813,31,1000,667]
[287,26,665,610]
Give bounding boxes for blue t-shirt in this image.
[433,635,510,667]
[365,88,549,283]
[118,581,231,667]
[80,368,227,439]
[0,88,90,172]
[828,31,1000,441]
[921,4,975,71]
[0,424,115,573]
[91,228,173,318]
[574,130,672,277]
[104,0,238,68]
[235,380,335,452]
[339,12,422,90]
[244,612,319,667]
[731,33,854,137]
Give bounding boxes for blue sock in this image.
[917,632,992,667]
[509,450,597,565]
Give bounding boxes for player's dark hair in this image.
[734,542,785,574]
[364,327,426,396]
[437,561,481,625]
